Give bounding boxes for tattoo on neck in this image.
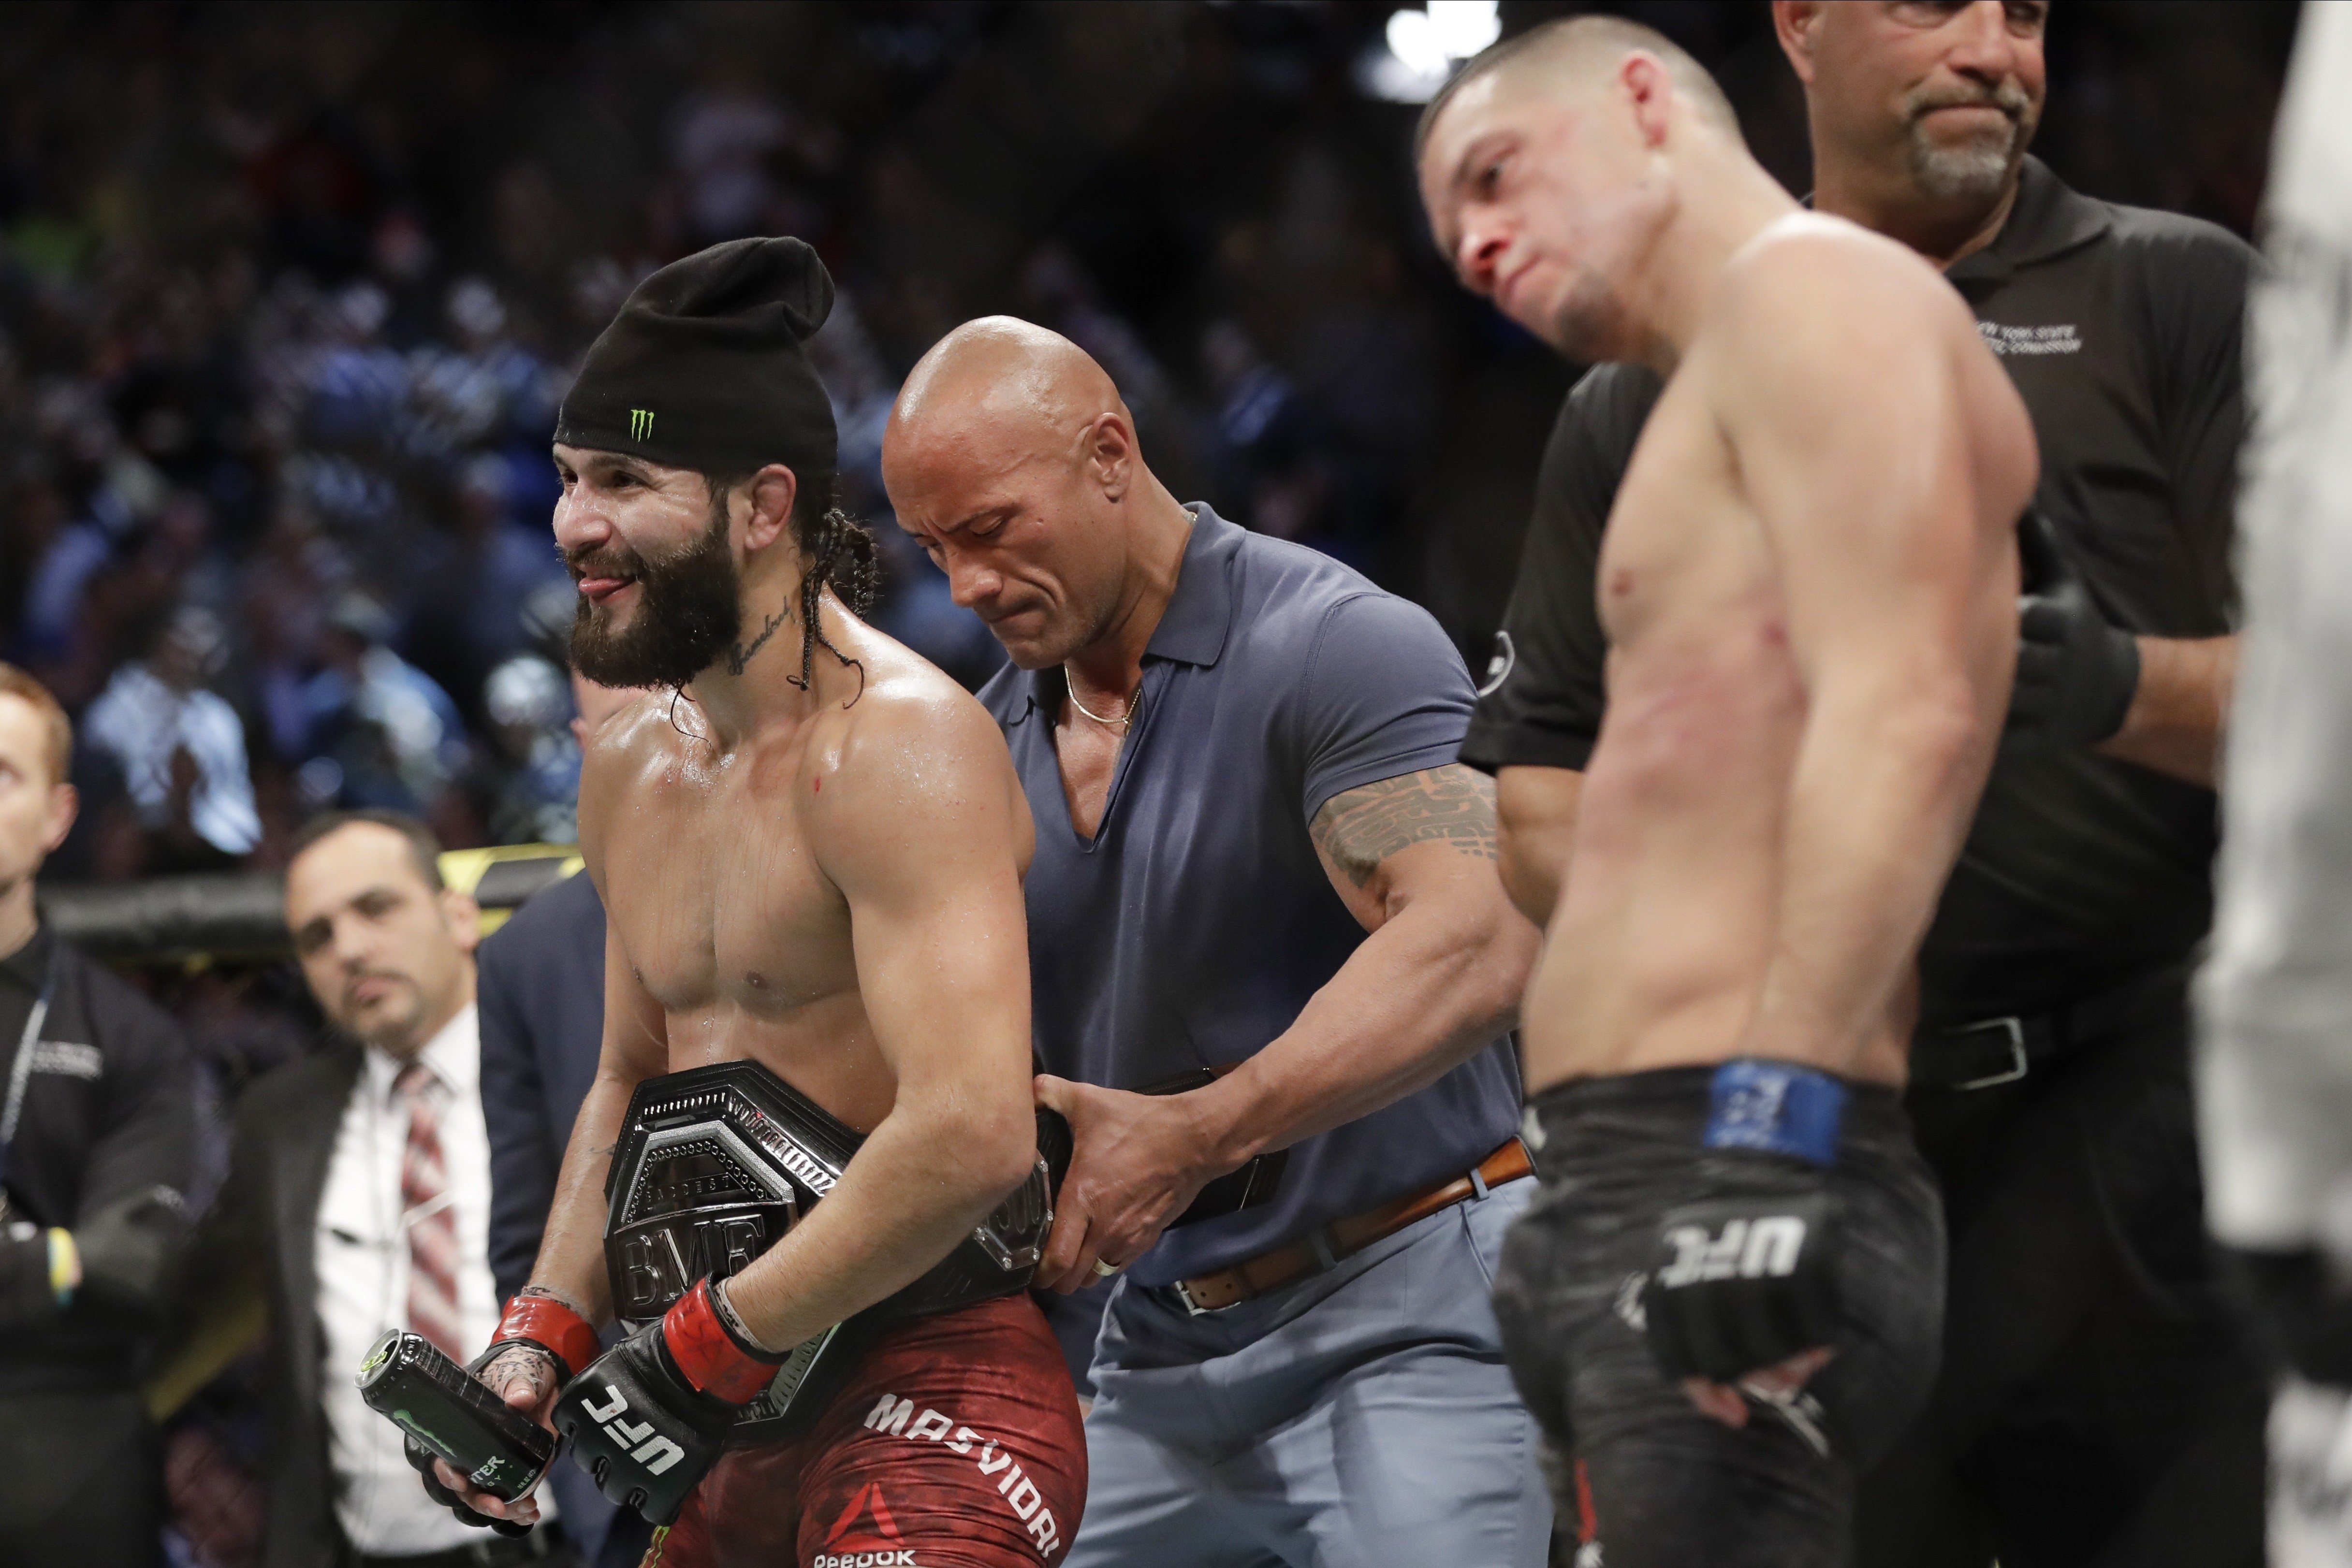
[726,599,793,677]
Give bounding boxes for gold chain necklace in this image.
[1062,668,1136,728]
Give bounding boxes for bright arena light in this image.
[1357,1,1501,104]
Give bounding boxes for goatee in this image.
[569,497,743,689]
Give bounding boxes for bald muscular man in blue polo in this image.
[882,318,1548,1568]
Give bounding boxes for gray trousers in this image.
[1069,1178,1550,1568]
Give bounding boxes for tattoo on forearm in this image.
[1310,764,1499,886]
[725,598,794,677]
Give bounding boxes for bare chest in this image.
[1597,376,1783,658]
[602,750,857,1018]
[1052,711,1124,841]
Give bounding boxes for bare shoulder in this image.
[798,610,1026,871]
[1710,213,1980,362]
[1705,213,2037,521]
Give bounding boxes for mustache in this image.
[564,539,644,580]
[1905,79,2031,121]
[342,969,411,1003]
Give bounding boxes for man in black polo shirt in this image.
[1461,3,2258,1563]
[0,664,198,1566]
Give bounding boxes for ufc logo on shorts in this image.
[1657,1215,1806,1287]
[575,1385,686,1475]
[864,1394,1062,1557]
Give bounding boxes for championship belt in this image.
[602,1060,1063,1444]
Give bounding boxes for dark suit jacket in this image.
[478,870,605,1305]
[478,870,636,1564]
[180,1041,364,1568]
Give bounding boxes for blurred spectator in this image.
[83,606,261,869]
[291,595,466,816]
[170,812,563,1567]
[477,654,581,847]
[407,453,569,719]
[477,672,645,1568]
[0,664,198,1568]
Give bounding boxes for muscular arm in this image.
[2101,634,2235,786]
[1182,764,1539,1160]
[1495,764,1584,926]
[1720,237,2033,1075]
[1035,762,1539,1289]
[721,697,1038,1352]
[517,917,667,1325]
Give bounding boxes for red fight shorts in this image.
[648,1292,1086,1568]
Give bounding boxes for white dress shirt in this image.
[315,1002,557,1553]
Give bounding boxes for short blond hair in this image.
[0,665,71,786]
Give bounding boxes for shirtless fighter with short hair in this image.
[1417,17,2035,1565]
[422,237,1085,1568]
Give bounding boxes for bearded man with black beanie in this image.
[414,236,1086,1568]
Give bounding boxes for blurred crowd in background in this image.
[0,0,2298,1056]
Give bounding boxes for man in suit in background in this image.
[186,810,566,1568]
[477,672,643,1568]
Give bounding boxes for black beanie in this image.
[554,236,838,480]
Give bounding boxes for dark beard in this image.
[569,494,743,689]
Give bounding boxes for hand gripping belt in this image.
[600,1060,1071,1444]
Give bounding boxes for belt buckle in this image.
[1948,1016,2029,1091]
[1172,1279,1227,1317]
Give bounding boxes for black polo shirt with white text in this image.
[1460,157,2254,1023]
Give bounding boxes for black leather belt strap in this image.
[352,1530,558,1568]
[1910,966,2185,1092]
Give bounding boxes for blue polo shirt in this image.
[977,504,1522,1285]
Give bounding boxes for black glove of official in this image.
[554,1277,784,1524]
[2230,1249,2352,1388]
[1641,1154,1841,1382]
[73,1184,190,1315]
[2011,509,2140,745]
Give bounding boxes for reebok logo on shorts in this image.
[815,1481,919,1567]
[863,1394,1063,1557]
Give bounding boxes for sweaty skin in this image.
[1420,26,2034,1423]
[1499,0,2226,907]
[1528,214,2031,1091]
[439,451,1041,1524]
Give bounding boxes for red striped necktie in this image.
[394,1060,464,1359]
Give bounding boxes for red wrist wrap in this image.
[661,1278,782,1405]
[494,1293,599,1381]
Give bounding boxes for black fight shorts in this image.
[1493,1066,1945,1568]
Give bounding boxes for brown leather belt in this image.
[1171,1138,1533,1315]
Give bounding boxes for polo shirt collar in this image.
[1002,503,1240,726]
[1143,504,1240,669]
[1946,155,2111,289]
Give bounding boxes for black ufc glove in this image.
[1641,1060,1846,1384]
[554,1277,783,1524]
[2011,509,2140,745]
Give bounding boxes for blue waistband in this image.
[1701,1059,1848,1166]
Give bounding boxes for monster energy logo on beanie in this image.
[555,236,839,483]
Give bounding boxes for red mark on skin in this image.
[813,777,821,793]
